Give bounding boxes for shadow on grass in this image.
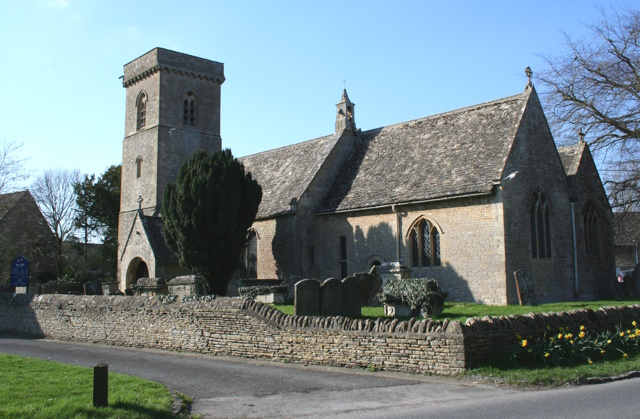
[64,402,175,419]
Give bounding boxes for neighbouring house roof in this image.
[614,212,640,247]
[0,191,28,220]
[322,91,531,213]
[139,213,179,264]
[240,135,339,219]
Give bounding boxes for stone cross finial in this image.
[578,128,585,144]
[525,66,533,89]
[137,195,143,210]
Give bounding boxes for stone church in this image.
[118,48,615,305]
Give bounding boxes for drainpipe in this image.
[570,202,579,297]
[392,204,401,262]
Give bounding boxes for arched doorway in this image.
[126,257,150,288]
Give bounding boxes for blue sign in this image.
[10,255,30,287]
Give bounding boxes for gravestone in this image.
[168,275,208,296]
[514,269,537,306]
[294,279,320,316]
[354,269,383,305]
[134,278,168,296]
[84,280,103,295]
[341,276,361,318]
[377,262,410,284]
[320,278,343,316]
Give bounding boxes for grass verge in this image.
[466,353,640,387]
[0,353,180,418]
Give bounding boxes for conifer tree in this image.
[162,149,262,295]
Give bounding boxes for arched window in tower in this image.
[583,203,600,255]
[183,91,196,126]
[409,218,441,268]
[135,156,143,179]
[136,92,147,130]
[530,189,552,258]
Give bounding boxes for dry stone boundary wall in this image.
[2,294,640,375]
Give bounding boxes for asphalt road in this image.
[2,336,640,418]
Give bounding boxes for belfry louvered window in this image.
[530,190,552,258]
[137,92,147,130]
[410,219,441,268]
[183,92,196,126]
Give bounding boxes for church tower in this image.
[117,48,225,288]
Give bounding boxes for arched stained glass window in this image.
[410,219,441,267]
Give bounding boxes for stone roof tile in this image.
[140,214,179,264]
[557,143,585,178]
[321,91,531,212]
[0,191,27,220]
[240,135,339,219]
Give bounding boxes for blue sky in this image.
[0,0,631,184]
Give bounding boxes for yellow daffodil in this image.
[633,321,637,327]
[588,359,593,365]
[580,325,586,331]
[521,340,528,348]
[601,350,606,354]
[624,353,629,358]
[620,332,625,337]
[607,339,612,344]
[544,352,550,358]
[570,340,574,345]
[566,333,573,339]
[558,333,563,339]
[579,331,586,339]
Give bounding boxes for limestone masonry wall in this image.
[2,294,639,375]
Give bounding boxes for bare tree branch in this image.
[31,169,81,275]
[0,139,30,194]
[537,6,640,210]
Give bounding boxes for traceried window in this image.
[137,92,147,130]
[530,189,552,258]
[410,219,440,268]
[183,91,196,126]
[584,204,600,255]
[135,156,143,179]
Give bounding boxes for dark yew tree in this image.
[162,149,262,295]
[74,165,121,276]
[537,7,640,211]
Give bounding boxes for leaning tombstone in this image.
[294,279,320,316]
[514,269,537,306]
[320,277,343,317]
[341,276,362,318]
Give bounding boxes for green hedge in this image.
[378,278,446,315]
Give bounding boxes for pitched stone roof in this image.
[557,142,585,178]
[322,91,531,212]
[0,191,27,220]
[614,212,640,246]
[139,213,179,264]
[240,135,339,218]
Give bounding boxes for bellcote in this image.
[335,89,356,133]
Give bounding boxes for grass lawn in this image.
[272,298,640,323]
[0,353,181,418]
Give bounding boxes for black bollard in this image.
[93,363,108,407]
